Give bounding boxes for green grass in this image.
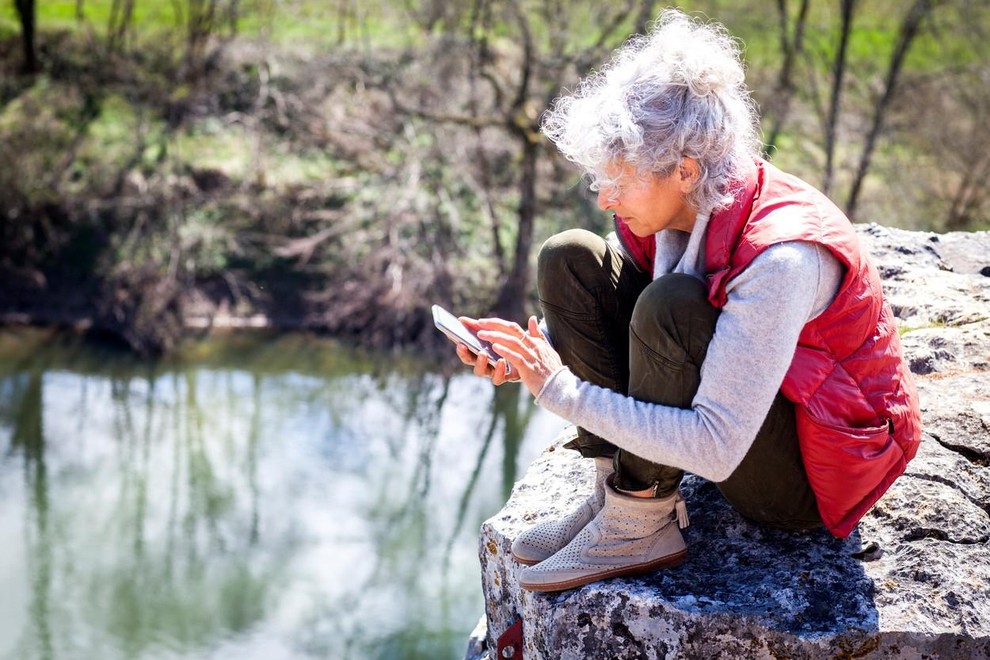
[5,0,986,71]
[237,1,420,48]
[0,0,419,49]
[897,319,948,336]
[0,1,181,31]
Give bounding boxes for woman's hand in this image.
[457,316,563,397]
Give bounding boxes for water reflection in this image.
[0,329,564,660]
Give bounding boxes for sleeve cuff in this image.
[534,366,578,408]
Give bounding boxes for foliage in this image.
[0,0,988,355]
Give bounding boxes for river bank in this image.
[0,263,448,358]
[1,32,538,358]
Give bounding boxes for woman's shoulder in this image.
[750,241,840,276]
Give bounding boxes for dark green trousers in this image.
[537,228,822,530]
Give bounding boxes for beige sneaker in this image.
[511,456,614,566]
[518,476,689,592]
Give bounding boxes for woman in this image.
[455,9,921,593]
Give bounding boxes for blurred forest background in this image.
[2,0,988,357]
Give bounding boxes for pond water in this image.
[0,328,566,660]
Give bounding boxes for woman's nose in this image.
[597,187,615,210]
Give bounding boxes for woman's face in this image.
[596,160,699,236]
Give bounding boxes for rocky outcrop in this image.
[468,225,990,659]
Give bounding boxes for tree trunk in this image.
[14,0,39,74]
[493,135,538,324]
[823,0,856,196]
[944,157,990,231]
[492,2,537,324]
[226,0,240,36]
[845,0,938,220]
[107,0,135,52]
[765,0,810,156]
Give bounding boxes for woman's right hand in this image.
[458,316,563,396]
[455,317,519,386]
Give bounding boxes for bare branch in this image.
[823,0,856,196]
[273,226,343,266]
[764,0,810,155]
[846,0,940,219]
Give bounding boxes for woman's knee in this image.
[538,229,600,276]
[631,274,715,333]
[537,228,605,297]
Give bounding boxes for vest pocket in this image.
[796,409,905,534]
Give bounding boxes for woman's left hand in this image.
[473,316,563,397]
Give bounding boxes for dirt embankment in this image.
[1,37,506,358]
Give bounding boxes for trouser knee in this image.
[537,228,605,304]
[630,273,718,368]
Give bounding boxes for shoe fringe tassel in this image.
[675,494,690,529]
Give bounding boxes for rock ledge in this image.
[468,226,990,659]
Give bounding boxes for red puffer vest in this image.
[615,159,922,538]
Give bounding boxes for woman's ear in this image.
[677,157,701,193]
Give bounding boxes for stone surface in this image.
[473,226,990,659]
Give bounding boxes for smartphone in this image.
[432,304,501,368]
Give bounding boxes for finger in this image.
[458,343,490,375]
[455,343,477,366]
[472,351,492,378]
[502,359,520,382]
[477,317,526,338]
[527,316,543,338]
[491,359,508,386]
[489,341,527,370]
[477,328,530,353]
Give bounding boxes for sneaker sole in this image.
[518,549,688,592]
[511,551,547,567]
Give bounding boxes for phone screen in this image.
[432,304,497,365]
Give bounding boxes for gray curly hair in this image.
[541,9,762,214]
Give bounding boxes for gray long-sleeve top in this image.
[534,214,844,482]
